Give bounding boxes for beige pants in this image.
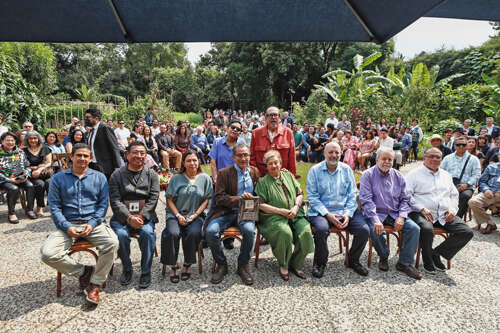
[468,191,500,226]
[40,222,118,285]
[160,149,182,169]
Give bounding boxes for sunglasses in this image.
[455,143,467,147]
[230,125,242,132]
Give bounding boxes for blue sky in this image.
[185,18,494,64]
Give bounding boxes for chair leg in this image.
[19,189,27,213]
[109,264,114,277]
[415,246,421,268]
[338,235,343,254]
[197,242,203,274]
[254,230,261,268]
[447,259,451,270]
[56,272,62,297]
[344,232,350,267]
[154,246,158,257]
[367,239,372,268]
[162,264,166,277]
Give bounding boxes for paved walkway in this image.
[1,161,499,332]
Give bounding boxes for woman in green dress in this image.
[161,150,213,283]
[255,150,314,281]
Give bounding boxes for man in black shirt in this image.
[429,134,452,158]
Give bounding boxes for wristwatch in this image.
[175,213,181,218]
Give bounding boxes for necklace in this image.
[185,172,197,180]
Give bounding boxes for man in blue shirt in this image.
[306,142,370,278]
[204,143,259,285]
[468,151,500,234]
[41,143,118,306]
[144,107,154,127]
[190,126,210,165]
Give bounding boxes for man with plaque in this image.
[204,143,260,285]
[109,141,160,289]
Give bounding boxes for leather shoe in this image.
[79,265,94,291]
[312,264,326,278]
[290,268,307,279]
[237,265,254,285]
[350,262,369,276]
[139,273,151,289]
[396,262,422,280]
[432,253,446,271]
[481,224,497,234]
[223,238,234,250]
[84,283,100,305]
[120,269,133,286]
[378,258,389,272]
[210,263,228,284]
[8,216,19,224]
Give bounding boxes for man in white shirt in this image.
[114,120,131,150]
[151,119,161,136]
[324,112,338,130]
[377,127,402,167]
[406,147,473,274]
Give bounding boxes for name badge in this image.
[128,201,140,213]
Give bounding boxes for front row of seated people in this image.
[40,142,474,306]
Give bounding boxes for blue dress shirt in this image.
[208,137,235,171]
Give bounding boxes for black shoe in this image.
[8,216,19,224]
[432,253,446,271]
[120,269,133,286]
[378,258,389,272]
[312,264,326,278]
[223,238,234,250]
[181,263,192,281]
[423,263,436,275]
[211,263,228,284]
[396,262,422,280]
[139,273,151,289]
[350,262,369,276]
[237,265,254,285]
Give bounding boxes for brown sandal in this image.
[481,224,497,234]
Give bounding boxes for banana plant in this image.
[482,73,500,118]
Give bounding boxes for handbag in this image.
[452,155,471,187]
[39,167,54,180]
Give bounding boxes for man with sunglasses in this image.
[440,136,481,218]
[250,106,296,177]
[406,147,473,274]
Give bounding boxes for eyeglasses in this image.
[234,153,250,158]
[455,143,467,147]
[425,154,442,160]
[266,113,280,118]
[230,125,242,132]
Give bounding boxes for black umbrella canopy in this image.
[0,0,498,44]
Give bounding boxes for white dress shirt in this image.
[405,165,459,225]
[89,121,100,163]
[325,117,338,130]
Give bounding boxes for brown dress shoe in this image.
[78,266,94,292]
[237,265,254,285]
[481,224,497,234]
[378,259,389,272]
[396,263,422,280]
[210,263,228,284]
[84,284,100,305]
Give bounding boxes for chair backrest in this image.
[55,153,72,170]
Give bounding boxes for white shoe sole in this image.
[83,288,99,305]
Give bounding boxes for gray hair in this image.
[232,143,249,155]
[376,147,395,158]
[263,150,281,165]
[423,147,442,157]
[24,130,44,147]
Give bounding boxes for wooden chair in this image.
[56,239,101,297]
[415,227,451,269]
[55,153,72,171]
[367,225,402,267]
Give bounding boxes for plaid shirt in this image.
[440,151,481,189]
[479,163,500,193]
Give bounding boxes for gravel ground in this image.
[1,161,500,332]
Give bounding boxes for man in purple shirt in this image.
[359,148,422,279]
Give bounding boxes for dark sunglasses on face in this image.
[455,143,467,147]
[230,125,242,132]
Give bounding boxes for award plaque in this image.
[238,196,260,222]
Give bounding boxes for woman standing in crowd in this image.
[0,132,35,223]
[255,150,314,281]
[341,129,359,170]
[174,123,190,156]
[143,126,160,165]
[65,128,86,154]
[357,131,376,171]
[23,131,52,217]
[161,150,213,283]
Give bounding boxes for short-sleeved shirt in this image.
[165,172,213,219]
[208,137,235,171]
[23,145,51,167]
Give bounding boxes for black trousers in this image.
[457,189,473,218]
[409,212,473,267]
[161,217,203,266]
[30,177,49,208]
[0,180,35,214]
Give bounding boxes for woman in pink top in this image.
[341,129,359,169]
[357,131,375,170]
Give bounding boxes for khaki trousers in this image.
[40,222,118,285]
[468,191,500,226]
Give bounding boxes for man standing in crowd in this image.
[85,108,122,179]
[481,117,499,139]
[468,150,500,234]
[307,142,370,278]
[155,123,182,171]
[238,126,252,146]
[205,143,259,285]
[145,107,154,127]
[250,106,296,177]
[359,148,421,279]
[429,134,452,158]
[440,136,481,218]
[324,111,338,130]
[410,119,423,161]
[462,119,475,136]
[443,129,454,150]
[109,141,159,289]
[41,143,118,305]
[406,147,473,274]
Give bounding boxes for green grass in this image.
[202,162,361,199]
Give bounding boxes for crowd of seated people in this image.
[1,108,500,308]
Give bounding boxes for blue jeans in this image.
[205,212,255,267]
[365,216,420,266]
[110,220,156,275]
